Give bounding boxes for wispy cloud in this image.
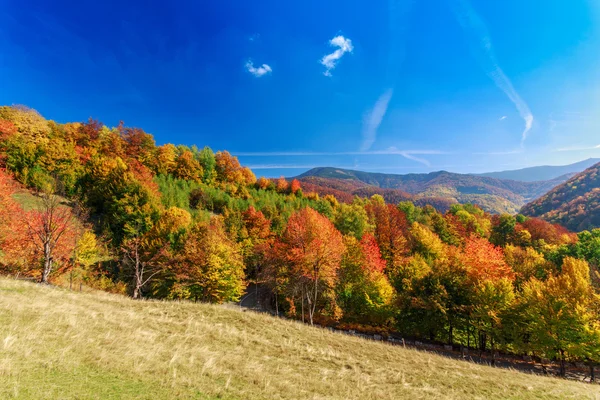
[554,144,600,152]
[320,35,353,77]
[359,1,412,152]
[398,152,431,166]
[499,116,507,121]
[233,149,447,157]
[452,0,533,146]
[245,60,272,77]
[247,164,429,170]
[361,89,394,151]
[235,148,445,167]
[474,149,524,155]
[548,111,593,133]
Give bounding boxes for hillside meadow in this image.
[0,278,598,400]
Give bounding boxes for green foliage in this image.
[154,174,200,211]
[334,202,370,239]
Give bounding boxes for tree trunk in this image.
[133,264,143,300]
[589,360,595,383]
[479,332,486,361]
[301,287,305,323]
[448,324,453,345]
[132,245,143,300]
[559,349,566,377]
[466,324,470,350]
[491,337,496,367]
[309,277,319,326]
[41,241,52,283]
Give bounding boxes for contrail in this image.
[361,89,394,151]
[399,152,431,166]
[360,0,412,152]
[452,0,534,145]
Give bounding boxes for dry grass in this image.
[0,279,598,400]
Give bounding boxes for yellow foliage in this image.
[411,222,445,260]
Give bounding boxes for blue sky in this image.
[1,0,600,177]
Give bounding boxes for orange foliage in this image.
[359,233,386,274]
[242,206,272,242]
[128,159,162,199]
[275,176,288,193]
[282,207,345,280]
[0,170,25,264]
[0,119,17,138]
[290,178,302,194]
[256,176,270,190]
[460,235,514,283]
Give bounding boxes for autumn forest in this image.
[1,105,600,379]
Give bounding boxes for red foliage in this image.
[298,180,354,203]
[366,202,410,265]
[460,235,514,282]
[77,118,103,145]
[520,218,571,245]
[359,233,386,274]
[121,127,155,159]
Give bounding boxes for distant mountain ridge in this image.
[476,158,600,182]
[296,165,583,214]
[521,161,600,231]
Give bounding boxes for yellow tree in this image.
[174,217,245,303]
[521,257,598,376]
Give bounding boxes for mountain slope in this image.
[477,158,600,182]
[521,162,600,231]
[297,167,572,214]
[1,279,597,400]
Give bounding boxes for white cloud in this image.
[453,0,534,146]
[499,116,507,121]
[361,89,394,151]
[245,60,272,77]
[320,35,354,76]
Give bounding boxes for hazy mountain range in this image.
[296,159,599,215]
[521,161,600,232]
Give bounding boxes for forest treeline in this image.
[0,105,599,378]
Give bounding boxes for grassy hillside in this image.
[0,279,597,400]
[297,167,571,214]
[521,162,600,231]
[477,158,599,182]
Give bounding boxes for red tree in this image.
[278,207,345,324]
[366,202,409,268]
[24,192,81,283]
[359,233,386,274]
